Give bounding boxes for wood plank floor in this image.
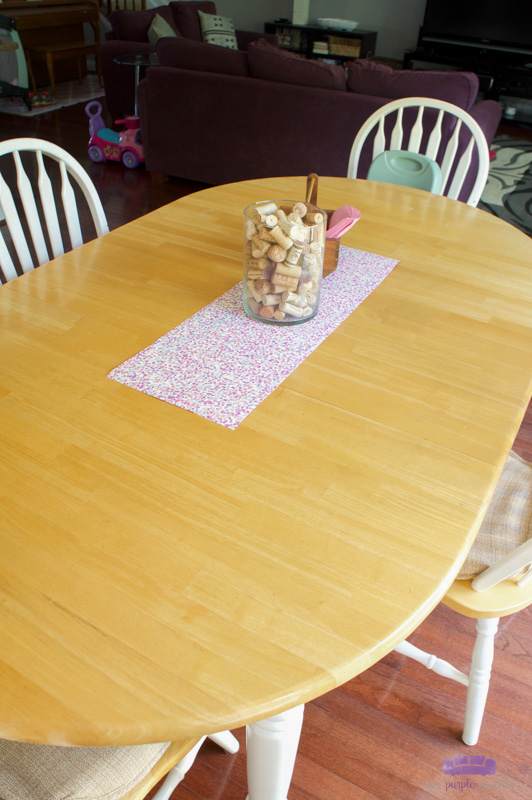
[1,98,531,800]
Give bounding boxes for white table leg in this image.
[246,705,304,800]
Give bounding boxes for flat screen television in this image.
[420,0,532,54]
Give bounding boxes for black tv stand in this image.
[403,43,532,122]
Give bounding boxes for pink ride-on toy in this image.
[85,101,145,169]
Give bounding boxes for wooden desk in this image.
[1,178,532,797]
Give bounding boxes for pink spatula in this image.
[326,205,361,239]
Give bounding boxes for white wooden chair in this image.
[395,450,532,745]
[0,730,239,800]
[347,97,491,207]
[0,138,109,284]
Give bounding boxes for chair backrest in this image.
[0,138,109,283]
[347,97,491,207]
[106,0,146,13]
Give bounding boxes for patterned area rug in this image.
[478,136,532,236]
[0,75,103,117]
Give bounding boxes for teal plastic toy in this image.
[367,150,442,193]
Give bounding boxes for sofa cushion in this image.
[198,10,238,49]
[148,13,179,45]
[157,37,249,76]
[347,60,479,110]
[169,1,216,41]
[110,6,179,42]
[248,38,346,91]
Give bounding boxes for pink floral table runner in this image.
[108,246,399,429]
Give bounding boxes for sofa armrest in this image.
[468,99,502,148]
[235,30,277,49]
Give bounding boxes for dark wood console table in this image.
[264,22,377,63]
[2,0,100,86]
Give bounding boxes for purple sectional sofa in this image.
[101,1,276,117]
[101,4,501,198]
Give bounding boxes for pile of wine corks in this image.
[244,200,326,323]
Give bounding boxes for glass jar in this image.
[243,200,327,325]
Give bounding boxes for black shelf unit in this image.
[264,22,377,63]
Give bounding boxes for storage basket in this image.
[328,36,361,57]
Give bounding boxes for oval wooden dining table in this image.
[1,177,532,799]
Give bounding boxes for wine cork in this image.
[285,244,303,265]
[270,273,299,291]
[268,244,287,262]
[270,225,293,250]
[251,236,271,257]
[305,212,324,224]
[275,262,302,279]
[256,202,277,215]
[247,297,261,315]
[279,301,303,318]
[292,202,307,217]
[281,290,306,307]
[246,280,262,303]
[262,293,282,306]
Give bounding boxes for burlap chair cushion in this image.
[0,739,170,800]
[457,451,532,580]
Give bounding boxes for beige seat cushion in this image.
[457,450,532,580]
[0,739,170,800]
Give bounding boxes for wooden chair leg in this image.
[26,56,36,95]
[95,49,103,87]
[45,52,55,97]
[462,617,499,746]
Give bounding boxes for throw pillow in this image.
[110,7,180,43]
[157,37,249,76]
[198,10,238,50]
[148,13,178,45]
[347,60,478,110]
[247,38,346,91]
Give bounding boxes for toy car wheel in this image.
[122,151,140,169]
[88,145,104,163]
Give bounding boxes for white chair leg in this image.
[208,730,240,754]
[463,617,499,746]
[151,737,206,800]
[151,730,238,800]
[246,705,304,800]
[394,640,469,686]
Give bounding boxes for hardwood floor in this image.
[1,98,531,800]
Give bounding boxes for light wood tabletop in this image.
[1,177,532,761]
